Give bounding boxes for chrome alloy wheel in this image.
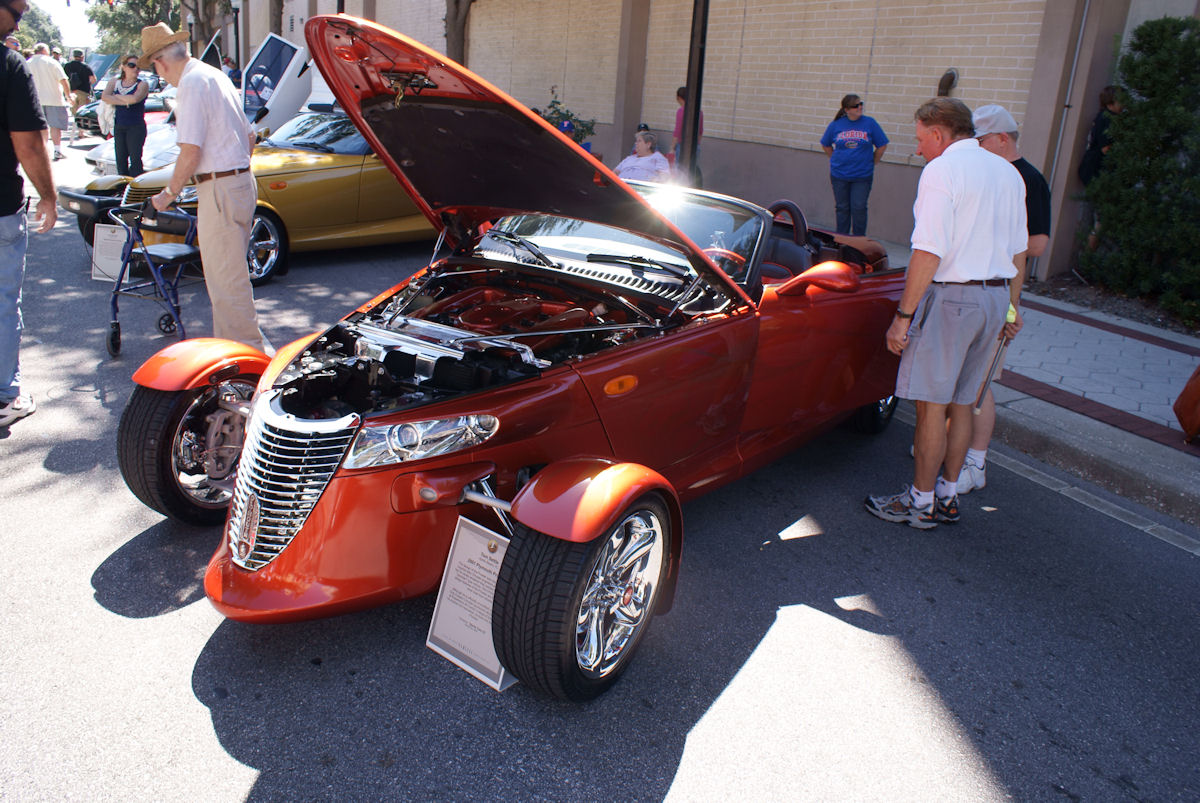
[247,212,282,282]
[170,380,256,508]
[575,508,666,679]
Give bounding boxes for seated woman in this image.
[614,131,671,182]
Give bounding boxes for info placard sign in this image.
[427,517,517,691]
[90,223,129,282]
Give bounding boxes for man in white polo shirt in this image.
[144,23,269,354]
[865,97,1027,529]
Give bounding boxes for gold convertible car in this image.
[58,111,435,284]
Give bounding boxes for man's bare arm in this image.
[885,248,940,355]
[10,130,57,234]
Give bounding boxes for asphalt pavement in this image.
[1,136,1198,801]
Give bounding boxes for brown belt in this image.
[193,166,250,183]
[936,278,1009,287]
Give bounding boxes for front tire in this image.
[492,494,671,701]
[117,377,257,525]
[247,208,288,286]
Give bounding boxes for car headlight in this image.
[176,186,198,204]
[343,414,499,469]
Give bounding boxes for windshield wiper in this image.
[586,253,691,280]
[288,139,334,152]
[484,228,557,268]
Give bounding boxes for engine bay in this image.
[270,262,675,419]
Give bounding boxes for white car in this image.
[85,121,180,176]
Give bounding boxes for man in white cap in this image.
[144,23,269,354]
[953,103,1050,494]
[865,98,1027,529]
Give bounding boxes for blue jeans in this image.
[831,176,873,236]
[0,209,28,403]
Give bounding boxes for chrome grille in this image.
[226,391,360,570]
[122,184,156,205]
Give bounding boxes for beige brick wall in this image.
[643,0,1045,164]
[467,0,621,124]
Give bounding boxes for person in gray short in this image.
[865,98,1027,529]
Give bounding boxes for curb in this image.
[898,390,1200,530]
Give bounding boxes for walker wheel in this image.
[106,322,121,357]
[157,314,177,335]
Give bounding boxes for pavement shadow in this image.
[91,519,220,618]
[186,420,1200,800]
[180,426,926,800]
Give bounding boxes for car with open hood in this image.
[115,15,905,701]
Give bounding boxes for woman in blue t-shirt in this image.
[819,94,888,236]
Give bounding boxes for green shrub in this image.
[539,86,595,145]
[1080,16,1200,326]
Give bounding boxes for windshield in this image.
[265,113,369,155]
[484,186,764,281]
[634,184,764,278]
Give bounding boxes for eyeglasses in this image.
[846,102,864,109]
[1,2,23,25]
[125,62,138,68]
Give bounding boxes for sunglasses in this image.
[125,61,138,67]
[846,102,864,109]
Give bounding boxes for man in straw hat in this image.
[145,22,270,353]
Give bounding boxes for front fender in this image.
[509,458,684,612]
[131,338,271,391]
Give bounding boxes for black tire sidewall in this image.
[553,493,672,700]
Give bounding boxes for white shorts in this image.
[895,282,1009,405]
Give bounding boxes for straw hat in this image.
[137,22,189,69]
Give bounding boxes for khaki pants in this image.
[196,171,268,353]
[70,90,90,113]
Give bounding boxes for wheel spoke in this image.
[611,519,655,575]
[576,606,604,671]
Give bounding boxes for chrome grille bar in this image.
[225,390,359,571]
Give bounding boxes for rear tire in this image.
[852,393,897,434]
[492,494,670,701]
[117,378,256,525]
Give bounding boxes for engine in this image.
[270,264,663,419]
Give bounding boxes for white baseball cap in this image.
[973,104,1019,138]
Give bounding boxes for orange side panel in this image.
[131,338,271,391]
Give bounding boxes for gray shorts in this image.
[895,282,1009,405]
[42,105,69,131]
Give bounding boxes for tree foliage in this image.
[1081,16,1200,325]
[85,0,178,57]
[14,3,63,51]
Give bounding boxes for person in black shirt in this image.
[0,0,57,427]
[958,103,1052,494]
[63,49,95,115]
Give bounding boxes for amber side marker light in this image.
[603,375,638,396]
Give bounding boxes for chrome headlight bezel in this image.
[343,414,500,470]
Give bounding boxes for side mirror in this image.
[776,260,862,296]
[254,106,270,124]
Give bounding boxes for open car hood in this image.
[304,15,746,300]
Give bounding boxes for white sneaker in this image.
[957,457,986,494]
[0,394,36,426]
